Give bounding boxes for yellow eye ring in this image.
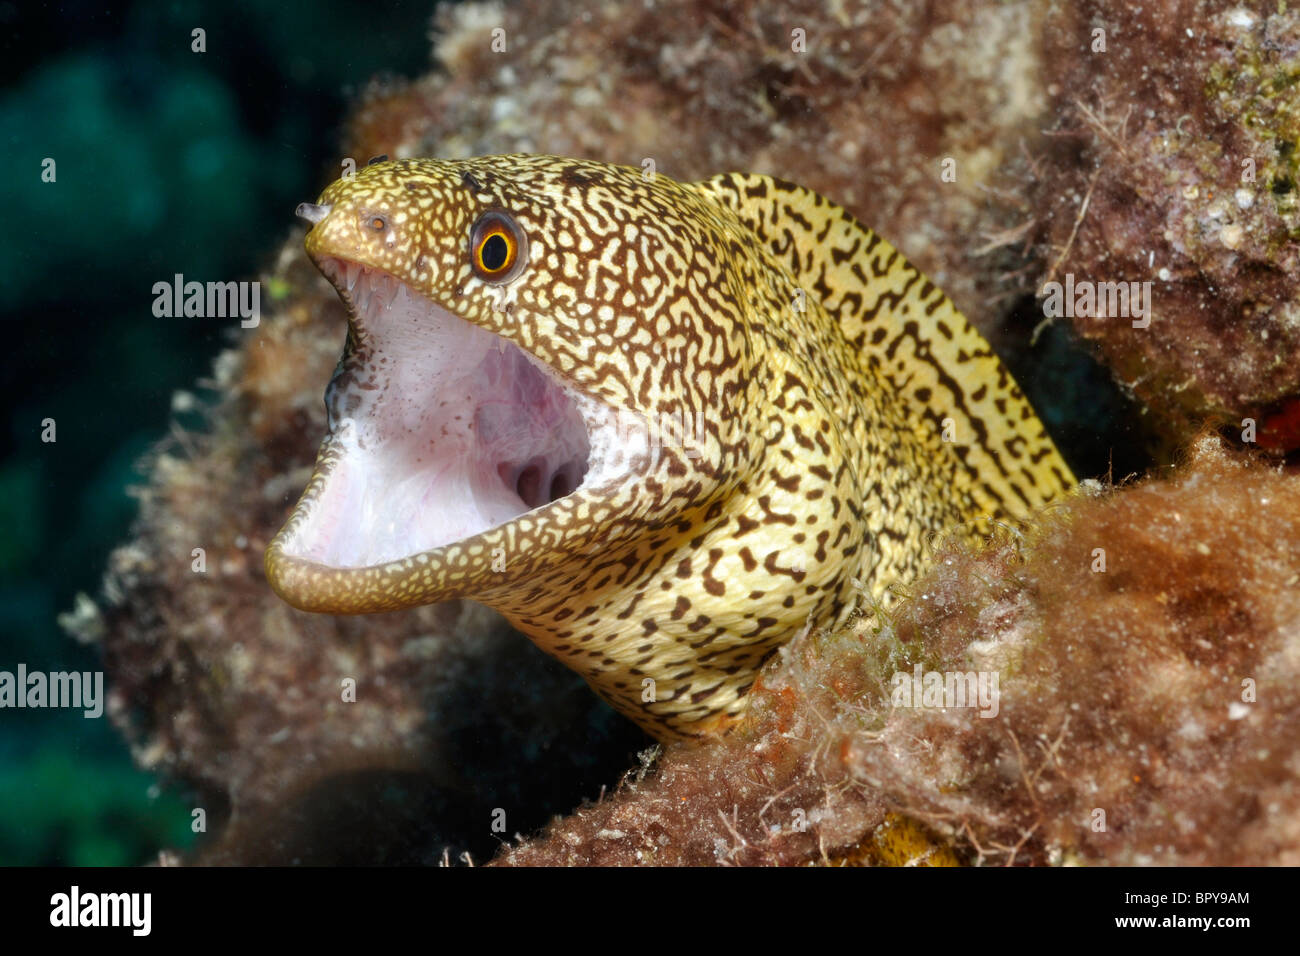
[470,210,527,283]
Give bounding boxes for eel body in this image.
[265,155,1074,740]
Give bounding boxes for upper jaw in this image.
[267,256,633,589]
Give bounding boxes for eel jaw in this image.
[265,257,630,614]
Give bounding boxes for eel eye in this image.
[470,210,527,283]
[367,215,388,232]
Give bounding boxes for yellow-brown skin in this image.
[266,156,1074,741]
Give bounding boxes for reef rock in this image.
[498,438,1300,866]
[66,0,1300,865]
[1038,1,1300,453]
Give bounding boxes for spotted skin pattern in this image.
[266,156,1074,741]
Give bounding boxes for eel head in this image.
[265,157,740,619]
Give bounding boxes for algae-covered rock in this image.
[497,438,1300,866]
[1037,1,1300,453]
[67,0,1300,865]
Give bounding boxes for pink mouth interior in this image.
[278,261,591,568]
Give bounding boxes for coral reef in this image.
[65,0,1300,864]
[350,0,1049,334]
[1037,1,1300,453]
[497,438,1300,866]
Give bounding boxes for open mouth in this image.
[275,258,602,569]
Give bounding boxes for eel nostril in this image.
[295,202,331,225]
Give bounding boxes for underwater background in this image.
[1,0,435,866]
[12,0,1286,868]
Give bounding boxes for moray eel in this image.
[266,155,1074,741]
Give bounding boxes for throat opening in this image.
[279,262,593,568]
